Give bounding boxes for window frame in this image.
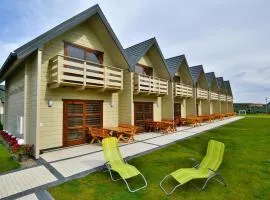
[64,41,104,64]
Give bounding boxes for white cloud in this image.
[0,0,269,103]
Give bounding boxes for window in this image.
[64,42,103,64]
[173,76,180,83]
[135,64,153,76]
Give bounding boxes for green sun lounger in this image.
[102,137,147,192]
[160,140,226,195]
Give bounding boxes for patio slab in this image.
[15,193,38,200]
[0,166,57,199]
[40,144,102,163]
[134,132,163,141]
[50,142,157,178]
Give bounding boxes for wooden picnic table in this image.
[198,115,213,123]
[104,126,136,143]
[146,120,176,134]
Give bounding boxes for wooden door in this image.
[63,100,103,146]
[134,102,153,132]
[174,103,181,118]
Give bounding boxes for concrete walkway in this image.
[0,116,243,200]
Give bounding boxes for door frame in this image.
[134,101,153,132]
[62,99,103,147]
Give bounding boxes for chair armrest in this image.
[190,158,200,168]
[208,168,218,174]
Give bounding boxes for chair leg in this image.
[160,175,182,195]
[90,137,97,144]
[123,173,148,192]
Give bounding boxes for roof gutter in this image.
[0,52,18,82]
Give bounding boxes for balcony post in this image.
[104,67,107,88]
[149,76,151,93]
[121,69,123,90]
[57,55,63,84]
[83,61,87,87]
[158,79,161,94]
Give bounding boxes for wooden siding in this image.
[5,66,25,138]
[40,21,121,150]
[162,82,174,120]
[119,71,134,125]
[137,54,153,67]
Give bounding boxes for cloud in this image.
[0,0,269,103]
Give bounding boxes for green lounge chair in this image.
[160,140,226,195]
[102,137,147,192]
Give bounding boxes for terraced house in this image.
[224,81,233,112]
[189,65,210,116]
[166,55,194,118]
[216,77,228,113]
[205,72,220,115]
[0,4,234,158]
[124,38,171,132]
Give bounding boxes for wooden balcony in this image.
[210,91,219,101]
[197,88,208,100]
[174,83,193,98]
[220,94,227,102]
[134,74,168,95]
[48,55,123,90]
[227,96,233,102]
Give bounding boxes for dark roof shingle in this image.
[216,77,225,89]
[165,55,186,77]
[205,72,216,87]
[0,4,130,79]
[189,65,204,84]
[124,38,170,76]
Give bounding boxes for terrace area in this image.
[210,91,219,100]
[197,88,208,99]
[48,55,123,90]
[174,83,193,97]
[134,74,168,95]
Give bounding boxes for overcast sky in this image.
[0,0,270,103]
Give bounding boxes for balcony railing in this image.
[174,83,193,98]
[220,94,226,101]
[134,74,168,95]
[227,96,233,102]
[48,55,123,90]
[210,91,219,101]
[197,88,208,99]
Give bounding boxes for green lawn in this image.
[49,116,270,200]
[0,142,20,173]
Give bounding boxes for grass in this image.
[49,116,270,200]
[0,141,20,173]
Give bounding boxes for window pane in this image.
[135,64,153,76]
[174,76,180,83]
[66,45,84,60]
[86,52,100,63]
[135,65,144,74]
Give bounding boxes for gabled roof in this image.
[165,55,186,76]
[205,72,217,88]
[189,65,205,84]
[224,80,232,95]
[216,77,225,89]
[0,4,131,79]
[124,38,170,76]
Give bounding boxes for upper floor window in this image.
[135,64,153,76]
[173,76,180,83]
[64,42,103,64]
